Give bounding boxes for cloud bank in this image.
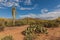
[19,9,60,20]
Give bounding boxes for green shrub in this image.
[35,25,47,34]
[1,35,13,40]
[24,33,37,40]
[23,24,48,40]
[43,21,59,28]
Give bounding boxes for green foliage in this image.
[43,21,59,28]
[1,35,13,40]
[0,17,60,27]
[35,24,47,34]
[23,24,48,40]
[24,33,37,40]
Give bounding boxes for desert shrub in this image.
[23,24,48,35]
[15,22,21,26]
[55,20,60,25]
[24,33,37,40]
[0,22,5,32]
[23,24,48,40]
[43,21,59,28]
[7,22,13,27]
[0,26,5,32]
[15,21,22,26]
[55,18,60,24]
[1,35,13,40]
[35,25,47,34]
[23,27,37,40]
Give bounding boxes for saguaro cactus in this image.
[12,6,16,26]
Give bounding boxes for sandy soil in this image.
[0,25,60,40]
[0,25,29,40]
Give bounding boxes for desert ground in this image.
[0,25,60,40]
[0,25,29,40]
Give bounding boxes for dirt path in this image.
[0,25,60,40]
[37,27,60,40]
[0,25,29,40]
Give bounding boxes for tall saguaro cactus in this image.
[12,6,16,26]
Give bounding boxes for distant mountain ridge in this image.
[0,17,60,21]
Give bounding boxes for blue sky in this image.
[0,0,60,20]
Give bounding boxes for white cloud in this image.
[0,6,2,8]
[14,0,23,2]
[0,0,22,2]
[14,0,19,2]
[19,9,60,20]
[20,7,33,10]
[19,13,37,19]
[20,4,37,10]
[0,0,7,2]
[41,8,48,13]
[1,2,20,7]
[0,0,32,7]
[24,0,32,5]
[1,2,14,7]
[56,4,60,8]
[0,0,20,7]
[14,2,20,7]
[0,0,3,2]
[39,11,60,20]
[0,0,36,10]
[0,0,2,2]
